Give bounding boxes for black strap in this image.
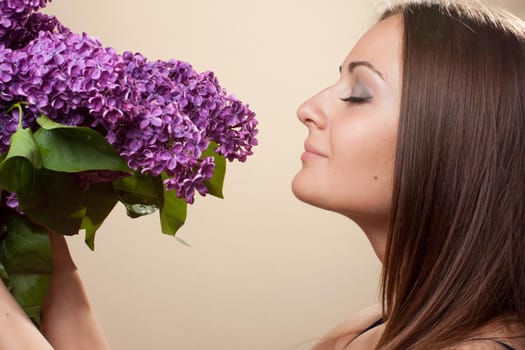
[358,320,517,350]
[491,340,516,350]
[358,318,384,336]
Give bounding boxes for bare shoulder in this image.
[326,303,383,338]
[309,304,383,350]
[323,303,383,350]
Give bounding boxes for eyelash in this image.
[339,96,372,104]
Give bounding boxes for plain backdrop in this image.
[42,1,525,349]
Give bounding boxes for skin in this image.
[292,14,403,263]
[41,231,111,350]
[0,231,111,349]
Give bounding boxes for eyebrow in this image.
[339,61,385,81]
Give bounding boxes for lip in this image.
[301,142,327,160]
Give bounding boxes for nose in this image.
[297,88,328,129]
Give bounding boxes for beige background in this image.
[42,1,524,349]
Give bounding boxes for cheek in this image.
[336,123,395,179]
[329,117,397,212]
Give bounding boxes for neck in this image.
[351,216,389,263]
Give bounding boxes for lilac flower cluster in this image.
[0,0,66,49]
[0,1,258,204]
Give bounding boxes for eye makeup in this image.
[340,81,373,104]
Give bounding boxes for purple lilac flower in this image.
[163,157,215,204]
[0,1,64,49]
[5,191,21,213]
[0,0,258,204]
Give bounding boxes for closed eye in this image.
[339,96,372,104]
[340,81,373,104]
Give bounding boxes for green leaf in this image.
[79,183,119,250]
[16,168,119,248]
[0,157,37,193]
[17,170,85,235]
[34,116,130,173]
[114,172,163,218]
[0,211,52,327]
[201,142,226,198]
[114,172,162,206]
[9,274,51,326]
[0,217,52,273]
[0,261,11,290]
[115,171,186,234]
[159,173,187,235]
[3,127,41,169]
[0,126,41,193]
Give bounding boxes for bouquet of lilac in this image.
[0,0,258,326]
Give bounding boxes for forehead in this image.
[342,14,403,84]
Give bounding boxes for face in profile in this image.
[292,15,403,229]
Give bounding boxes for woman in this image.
[293,1,525,349]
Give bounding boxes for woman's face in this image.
[292,15,403,227]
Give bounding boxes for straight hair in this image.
[379,1,525,349]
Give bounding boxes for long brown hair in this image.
[311,1,525,349]
[380,1,525,349]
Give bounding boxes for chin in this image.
[291,171,312,202]
[291,174,306,201]
[291,171,329,209]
